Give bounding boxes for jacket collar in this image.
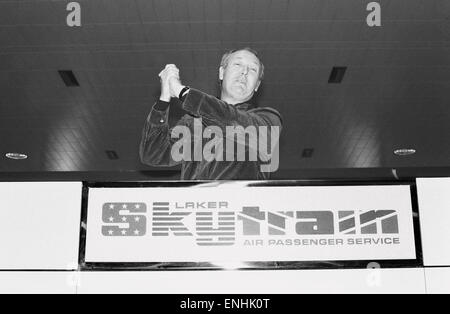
[235,102,250,111]
[220,96,253,111]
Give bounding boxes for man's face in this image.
[219,50,262,104]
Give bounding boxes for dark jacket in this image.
[140,88,282,180]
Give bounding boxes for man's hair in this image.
[220,47,265,81]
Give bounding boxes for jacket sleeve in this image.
[180,88,283,162]
[139,101,182,167]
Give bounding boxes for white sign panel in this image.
[0,182,82,270]
[417,178,450,266]
[85,185,416,263]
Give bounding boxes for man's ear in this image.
[255,80,262,92]
[219,66,224,81]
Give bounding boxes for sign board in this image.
[84,185,416,263]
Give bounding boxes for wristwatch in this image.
[178,86,190,100]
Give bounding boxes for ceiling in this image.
[0,0,449,180]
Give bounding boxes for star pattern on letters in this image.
[102,203,147,237]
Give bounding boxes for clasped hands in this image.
[159,64,185,102]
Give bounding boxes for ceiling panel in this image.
[0,0,448,177]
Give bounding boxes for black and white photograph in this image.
[0,0,449,297]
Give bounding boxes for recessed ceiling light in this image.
[5,153,28,160]
[394,148,416,156]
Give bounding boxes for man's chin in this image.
[231,94,252,103]
[231,87,249,96]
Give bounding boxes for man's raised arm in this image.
[139,65,184,167]
[180,88,282,163]
[180,87,282,130]
[139,100,182,167]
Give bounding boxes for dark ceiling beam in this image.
[1,168,450,182]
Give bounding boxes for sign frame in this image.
[78,180,424,271]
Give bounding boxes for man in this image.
[140,48,282,180]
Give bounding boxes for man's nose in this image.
[241,66,249,75]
